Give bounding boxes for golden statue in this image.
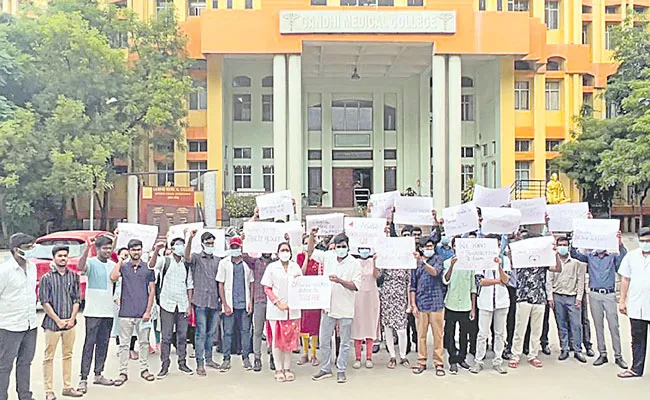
[547,173,569,204]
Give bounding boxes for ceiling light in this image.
[351,67,361,80]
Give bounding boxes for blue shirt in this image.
[570,245,627,291]
[435,244,455,261]
[232,261,246,309]
[410,255,446,312]
[119,261,155,318]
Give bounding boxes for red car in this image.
[29,230,112,303]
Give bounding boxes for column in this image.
[500,57,516,187]
[203,171,218,228]
[447,55,462,206]
[287,55,303,217]
[533,73,546,180]
[372,91,385,195]
[431,55,447,211]
[419,71,432,196]
[127,175,139,223]
[322,93,333,207]
[206,54,224,210]
[273,55,287,191]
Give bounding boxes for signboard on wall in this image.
[140,186,197,241]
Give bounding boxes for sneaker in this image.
[469,363,483,374]
[189,348,196,358]
[459,361,470,370]
[365,359,374,369]
[76,381,87,394]
[312,370,333,381]
[92,375,114,386]
[196,366,206,377]
[352,360,362,369]
[337,372,347,384]
[493,364,508,375]
[450,363,459,375]
[205,360,220,370]
[178,363,194,375]
[220,359,231,372]
[242,358,252,371]
[253,358,262,372]
[156,368,169,380]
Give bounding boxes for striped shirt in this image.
[38,267,80,332]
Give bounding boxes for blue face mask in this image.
[557,246,569,256]
[173,244,185,256]
[359,249,371,259]
[440,236,451,246]
[638,239,650,252]
[230,248,242,258]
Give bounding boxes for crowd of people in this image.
[0,205,649,400]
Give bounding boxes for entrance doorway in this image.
[332,168,372,207]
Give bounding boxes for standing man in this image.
[0,233,37,400]
[244,251,274,372]
[571,231,628,368]
[39,246,83,399]
[110,239,156,385]
[150,238,194,379]
[547,236,587,363]
[617,227,650,379]
[217,237,254,372]
[185,230,222,376]
[77,236,117,393]
[309,230,361,384]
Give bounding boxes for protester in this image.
[380,259,411,369]
[297,235,321,367]
[351,248,380,369]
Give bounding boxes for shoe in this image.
[269,355,276,371]
[46,393,57,400]
[352,359,362,369]
[189,348,196,358]
[205,360,220,370]
[336,372,347,384]
[242,358,252,371]
[196,366,206,376]
[593,355,608,366]
[502,350,512,360]
[365,359,374,369]
[76,381,87,395]
[450,363,458,374]
[253,358,262,372]
[372,343,380,354]
[558,351,569,361]
[312,370,333,381]
[179,363,194,375]
[156,367,169,380]
[61,389,83,398]
[469,363,483,374]
[574,353,587,363]
[493,364,508,375]
[541,345,551,356]
[459,361,470,370]
[586,348,595,357]
[615,358,629,369]
[220,359,231,372]
[93,375,113,386]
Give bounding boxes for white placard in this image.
[393,197,434,226]
[190,229,226,257]
[344,217,386,252]
[454,238,500,271]
[375,237,417,269]
[510,197,547,225]
[115,223,159,252]
[167,222,204,246]
[571,219,619,251]
[442,203,479,237]
[288,275,332,310]
[369,191,401,219]
[284,221,304,247]
[256,190,293,220]
[546,202,589,232]
[243,221,298,254]
[510,236,557,268]
[473,185,511,208]
[306,213,345,236]
[481,207,522,235]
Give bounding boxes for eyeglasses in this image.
[335,245,348,249]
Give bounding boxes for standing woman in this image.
[380,265,411,369]
[261,243,302,382]
[297,235,321,366]
[351,248,381,369]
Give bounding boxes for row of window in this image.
[187,0,254,16]
[514,81,561,111]
[311,0,423,5]
[514,139,562,152]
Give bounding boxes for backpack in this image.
[155,257,190,305]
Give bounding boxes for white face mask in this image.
[15,248,28,260]
[203,245,215,255]
[278,251,291,262]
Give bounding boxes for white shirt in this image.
[311,249,362,319]
[619,248,650,321]
[83,257,116,318]
[216,256,254,312]
[476,256,511,312]
[155,255,194,313]
[0,257,37,331]
[260,260,302,321]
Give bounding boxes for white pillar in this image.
[127,175,139,223]
[273,55,287,192]
[203,171,218,228]
[372,91,384,195]
[287,54,303,218]
[431,55,447,210]
[448,55,462,206]
[419,71,431,196]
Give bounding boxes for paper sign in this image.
[442,203,479,236]
[306,213,345,236]
[344,217,387,252]
[481,207,522,234]
[167,222,204,246]
[284,221,304,247]
[375,237,417,269]
[288,276,332,310]
[571,219,619,251]
[510,236,557,268]
[546,202,589,232]
[190,229,226,257]
[454,238,500,270]
[393,197,434,226]
[115,223,159,252]
[510,197,547,225]
[473,185,511,208]
[369,191,401,219]
[243,221,302,254]
[256,190,293,220]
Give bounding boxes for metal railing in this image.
[510,179,546,200]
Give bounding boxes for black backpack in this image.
[155,257,190,305]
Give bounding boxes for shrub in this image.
[224,195,256,218]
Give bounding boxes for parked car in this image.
[28,230,112,304]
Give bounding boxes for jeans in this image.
[475,308,508,366]
[80,317,113,381]
[0,328,37,400]
[552,294,582,353]
[222,309,252,360]
[118,318,150,375]
[194,306,219,365]
[630,318,649,376]
[252,302,267,359]
[512,302,545,361]
[589,291,622,358]
[443,308,471,365]
[505,286,517,351]
[318,314,353,373]
[160,308,189,369]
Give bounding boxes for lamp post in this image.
[89,176,96,231]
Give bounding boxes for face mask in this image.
[359,249,371,259]
[203,245,215,255]
[278,251,291,262]
[440,236,451,246]
[230,248,242,258]
[557,246,569,256]
[595,249,606,254]
[15,248,27,260]
[303,245,309,252]
[638,240,650,252]
[335,247,348,258]
[423,249,435,258]
[173,244,185,256]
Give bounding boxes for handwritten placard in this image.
[481,207,522,234]
[284,221,304,247]
[243,222,297,254]
[376,237,417,269]
[256,190,293,220]
[442,203,479,236]
[510,236,556,268]
[393,197,434,226]
[571,219,619,251]
[369,191,401,219]
[190,229,226,257]
[454,238,499,271]
[344,217,386,252]
[546,202,589,232]
[288,276,332,310]
[167,222,204,246]
[473,185,511,208]
[510,197,547,225]
[306,213,345,236]
[116,223,159,252]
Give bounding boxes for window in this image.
[245,0,253,8]
[227,0,233,8]
[514,61,533,70]
[155,139,174,155]
[189,80,207,110]
[492,141,497,154]
[233,166,252,190]
[189,161,207,190]
[261,76,273,87]
[606,98,618,119]
[157,162,174,187]
[497,0,503,11]
[515,81,530,110]
[384,150,397,160]
[461,77,474,88]
[546,59,561,71]
[508,0,528,12]
[378,0,394,5]
[262,166,274,192]
[582,5,592,13]
[213,0,218,8]
[308,104,322,131]
[479,0,486,10]
[332,99,373,131]
[332,150,373,160]
[545,81,561,111]
[189,1,206,16]
[482,144,488,156]
[605,24,616,50]
[407,0,423,5]
[461,165,474,190]
[582,23,590,45]
[605,6,619,14]
[546,140,561,152]
[461,95,474,121]
[308,150,322,160]
[634,6,648,14]
[492,161,497,187]
[384,105,396,131]
[384,167,397,192]
[156,0,171,14]
[308,167,323,206]
[515,161,531,182]
[232,76,251,87]
[188,140,208,152]
[546,165,559,181]
[545,1,559,30]
[262,94,273,121]
[461,146,474,158]
[482,163,489,185]
[515,139,531,152]
[262,147,274,159]
[112,32,128,49]
[582,93,593,116]
[582,74,595,87]
[233,147,252,159]
[311,0,327,4]
[233,94,251,121]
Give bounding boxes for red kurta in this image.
[296,253,322,336]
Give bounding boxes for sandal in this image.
[435,366,446,377]
[311,356,320,367]
[284,370,295,382]
[412,364,426,375]
[617,370,641,379]
[297,356,309,366]
[274,371,286,382]
[400,359,410,368]
[113,374,128,387]
[388,358,397,369]
[528,358,543,368]
[508,360,519,369]
[140,370,155,382]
